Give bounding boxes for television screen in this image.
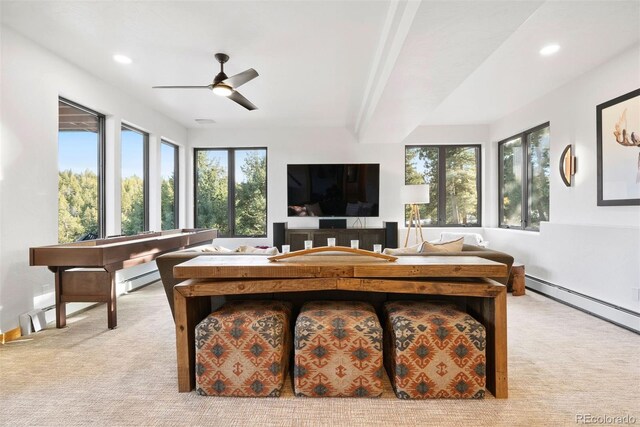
[287,164,380,217]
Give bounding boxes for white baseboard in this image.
[526,276,640,334]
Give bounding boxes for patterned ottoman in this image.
[195,300,292,397]
[294,301,384,398]
[384,301,486,399]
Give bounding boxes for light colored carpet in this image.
[1,282,638,427]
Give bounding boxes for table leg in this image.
[175,290,211,392]
[54,268,66,329]
[467,288,508,398]
[107,272,117,329]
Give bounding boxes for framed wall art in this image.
[596,88,640,206]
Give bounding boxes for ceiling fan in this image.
[152,53,259,110]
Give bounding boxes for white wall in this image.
[187,124,490,248]
[484,44,640,325]
[0,28,188,332]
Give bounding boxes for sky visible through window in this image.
[58,129,143,177]
[58,131,98,173]
[121,129,144,177]
[161,142,175,179]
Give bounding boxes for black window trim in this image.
[121,122,150,232]
[404,144,482,227]
[497,121,550,231]
[160,139,180,229]
[193,147,268,238]
[58,97,106,239]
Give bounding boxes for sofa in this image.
[157,243,513,321]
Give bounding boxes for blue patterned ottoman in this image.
[384,301,486,399]
[294,301,384,397]
[195,300,292,397]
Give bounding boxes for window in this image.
[121,124,149,235]
[498,123,550,230]
[58,98,105,243]
[194,148,267,237]
[161,140,179,230]
[405,145,481,226]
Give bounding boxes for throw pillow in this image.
[382,242,424,255]
[201,245,234,253]
[235,245,279,255]
[439,232,486,247]
[421,237,464,253]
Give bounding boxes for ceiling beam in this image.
[352,0,421,138]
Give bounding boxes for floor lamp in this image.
[402,184,430,247]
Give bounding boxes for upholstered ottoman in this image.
[384,301,486,399]
[294,301,384,397]
[195,300,292,397]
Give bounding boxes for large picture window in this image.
[498,123,550,230]
[58,98,105,243]
[405,145,481,226]
[161,140,179,230]
[121,124,149,235]
[194,148,267,237]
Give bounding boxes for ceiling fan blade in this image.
[152,85,211,89]
[228,91,257,111]
[221,68,259,89]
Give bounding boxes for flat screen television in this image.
[287,164,380,217]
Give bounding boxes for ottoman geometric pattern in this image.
[195,300,292,397]
[384,301,486,399]
[294,301,384,398]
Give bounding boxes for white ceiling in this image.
[2,0,639,143]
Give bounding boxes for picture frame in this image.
[596,88,640,206]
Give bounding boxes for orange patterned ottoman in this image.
[294,301,384,398]
[195,300,292,397]
[384,301,486,399]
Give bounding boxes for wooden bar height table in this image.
[173,253,509,398]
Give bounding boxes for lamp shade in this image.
[402,184,430,204]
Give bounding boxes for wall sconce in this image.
[560,144,576,187]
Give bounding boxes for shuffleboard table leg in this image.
[54,268,66,329]
[107,272,117,329]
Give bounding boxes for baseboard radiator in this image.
[525,275,640,334]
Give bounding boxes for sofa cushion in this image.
[421,237,464,253]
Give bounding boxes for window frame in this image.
[120,123,150,233]
[160,139,180,230]
[404,144,482,227]
[58,97,106,240]
[498,122,550,231]
[193,147,268,238]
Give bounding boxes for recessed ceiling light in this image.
[195,119,216,125]
[113,54,132,64]
[539,44,560,56]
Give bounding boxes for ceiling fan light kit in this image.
[212,84,233,97]
[152,52,258,110]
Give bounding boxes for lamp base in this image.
[404,204,424,247]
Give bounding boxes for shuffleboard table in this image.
[30,228,216,329]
